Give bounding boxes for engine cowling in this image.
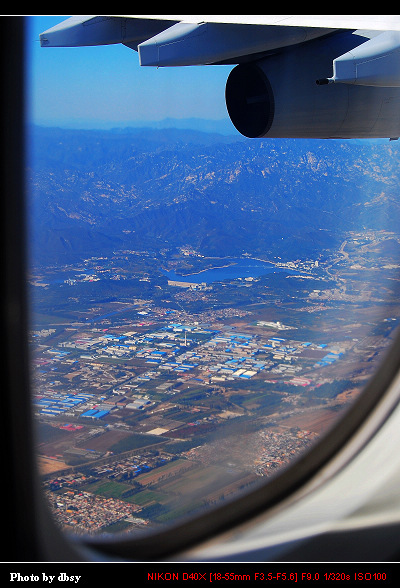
[225,32,400,139]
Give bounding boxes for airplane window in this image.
[26,15,400,549]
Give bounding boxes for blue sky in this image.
[27,16,234,129]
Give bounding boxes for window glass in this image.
[27,16,400,538]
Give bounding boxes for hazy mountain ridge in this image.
[27,125,400,265]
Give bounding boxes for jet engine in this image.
[225,32,400,139]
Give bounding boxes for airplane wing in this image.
[40,16,400,139]
[39,15,400,65]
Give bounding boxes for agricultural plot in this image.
[135,459,195,486]
[154,463,246,499]
[109,432,167,453]
[131,489,172,507]
[82,479,133,500]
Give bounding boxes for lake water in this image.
[162,258,287,284]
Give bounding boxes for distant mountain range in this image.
[34,117,238,136]
[27,124,400,265]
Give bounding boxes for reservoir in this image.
[162,257,288,285]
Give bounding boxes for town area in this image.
[30,243,400,535]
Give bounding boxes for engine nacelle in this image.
[225,32,400,139]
